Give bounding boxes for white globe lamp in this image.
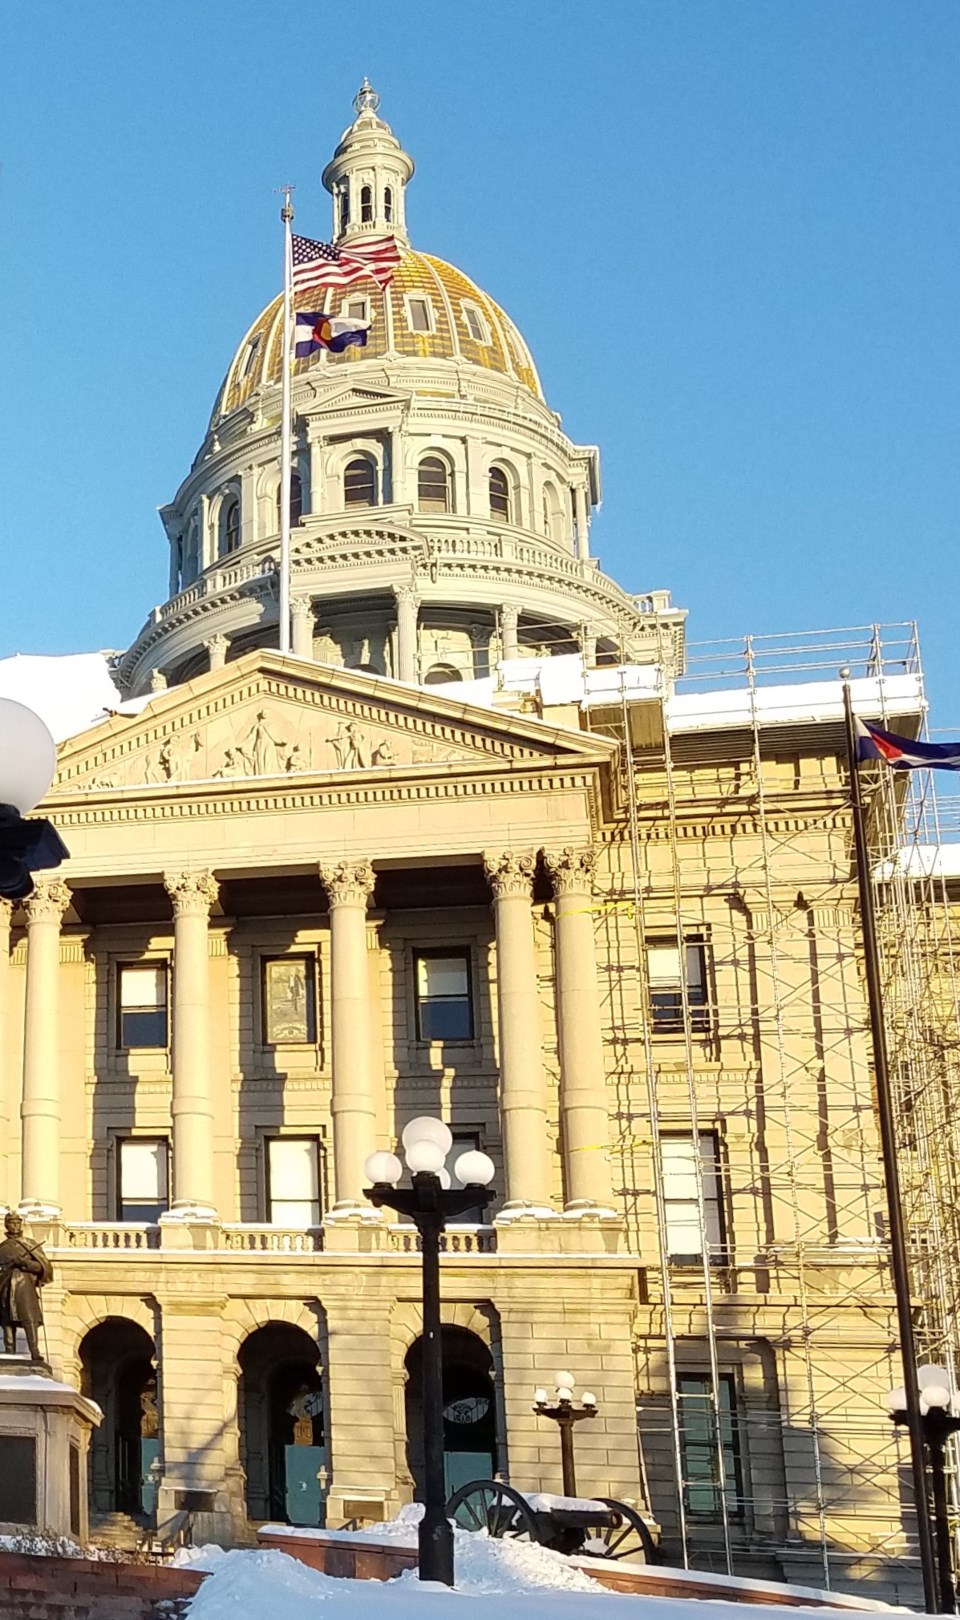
[402,1116,453,1156]
[0,699,57,814]
[405,1138,447,1175]
[363,1151,402,1186]
[453,1150,495,1187]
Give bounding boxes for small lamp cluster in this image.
[886,1364,960,1420]
[364,1116,495,1193]
[0,697,68,899]
[534,1372,597,1411]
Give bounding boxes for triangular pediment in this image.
[49,650,614,798]
[304,380,412,413]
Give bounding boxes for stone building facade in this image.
[0,83,926,1602]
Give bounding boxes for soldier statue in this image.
[0,1212,53,1361]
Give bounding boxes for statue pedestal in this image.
[0,1357,101,1542]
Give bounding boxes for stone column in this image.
[290,596,314,659]
[574,486,590,560]
[483,851,554,1212]
[319,860,379,1213]
[543,847,615,1211]
[0,900,12,1211]
[500,604,519,663]
[393,583,419,683]
[163,871,219,1218]
[20,878,71,1217]
[204,633,229,673]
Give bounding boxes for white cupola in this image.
[321,79,415,247]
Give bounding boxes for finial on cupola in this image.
[354,78,381,117]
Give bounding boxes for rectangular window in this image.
[346,297,368,322]
[661,1133,724,1262]
[462,304,489,344]
[407,296,432,333]
[414,951,473,1041]
[678,1374,743,1518]
[449,1129,486,1223]
[118,1138,169,1223]
[117,964,168,1049]
[262,955,316,1045]
[647,939,709,1034]
[267,1137,321,1226]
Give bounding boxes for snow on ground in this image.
[176,1523,910,1620]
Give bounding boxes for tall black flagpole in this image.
[842,678,939,1612]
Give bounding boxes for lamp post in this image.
[0,697,68,899]
[888,1364,960,1613]
[533,1374,598,1498]
[363,1118,495,1587]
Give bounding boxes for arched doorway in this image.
[405,1326,497,1498]
[79,1318,158,1521]
[238,1323,326,1527]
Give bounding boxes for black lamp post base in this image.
[419,1507,455,1586]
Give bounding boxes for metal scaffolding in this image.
[585,618,954,1593]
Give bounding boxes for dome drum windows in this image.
[418,455,453,514]
[344,456,377,507]
[488,466,512,524]
[276,472,303,529]
[219,495,241,556]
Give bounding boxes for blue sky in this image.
[1,2,958,716]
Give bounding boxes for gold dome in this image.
[212,249,542,426]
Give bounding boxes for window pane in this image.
[408,298,430,333]
[263,957,315,1044]
[119,1139,168,1222]
[344,458,375,506]
[489,468,510,520]
[419,999,472,1040]
[269,1139,319,1225]
[418,457,450,513]
[121,1140,167,1200]
[685,944,705,993]
[647,946,682,988]
[417,956,468,999]
[119,966,165,1009]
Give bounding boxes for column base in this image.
[159,1209,220,1250]
[324,1200,383,1223]
[18,1200,62,1221]
[163,1203,219,1223]
[496,1201,558,1221]
[562,1201,620,1218]
[323,1208,387,1253]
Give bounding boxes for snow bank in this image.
[177,1530,911,1620]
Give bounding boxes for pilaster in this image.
[20,878,72,1218]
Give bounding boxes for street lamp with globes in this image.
[364,1118,495,1587]
[888,1363,960,1613]
[0,697,68,898]
[533,1373,598,1497]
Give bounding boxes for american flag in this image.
[292,233,401,293]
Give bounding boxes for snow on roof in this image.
[0,653,136,743]
[666,673,923,734]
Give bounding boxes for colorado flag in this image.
[295,311,370,357]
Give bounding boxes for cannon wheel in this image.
[579,1498,658,1563]
[447,1479,539,1541]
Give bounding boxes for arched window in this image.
[339,185,350,234]
[418,456,451,513]
[542,481,562,542]
[276,473,303,529]
[384,186,393,223]
[220,497,241,556]
[489,467,511,523]
[344,457,376,507]
[424,663,462,685]
[360,184,373,224]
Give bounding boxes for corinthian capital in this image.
[23,877,72,925]
[319,859,376,908]
[483,849,536,901]
[164,870,219,918]
[393,581,419,608]
[543,845,597,896]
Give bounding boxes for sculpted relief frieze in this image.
[52,687,519,795]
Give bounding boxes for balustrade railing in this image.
[63,1223,159,1251]
[221,1225,323,1253]
[387,1225,496,1255]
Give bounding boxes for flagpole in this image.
[842,675,939,1612]
[279,186,295,656]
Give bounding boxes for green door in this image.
[284,1445,325,1526]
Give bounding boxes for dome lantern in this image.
[322,80,415,248]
